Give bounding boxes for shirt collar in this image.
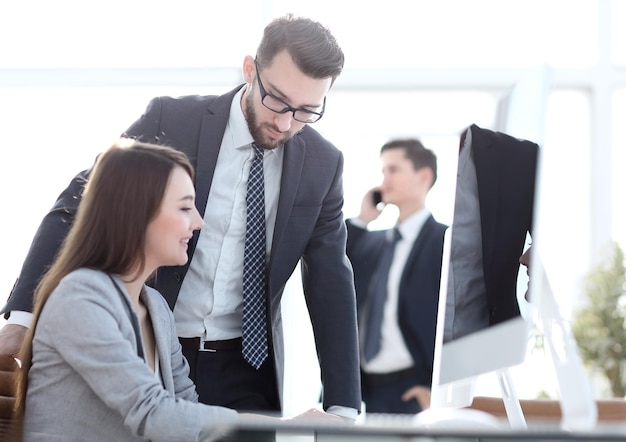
[396,207,431,243]
[230,87,254,150]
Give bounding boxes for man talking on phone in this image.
[345,138,447,414]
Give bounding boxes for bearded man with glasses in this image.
[1,13,361,427]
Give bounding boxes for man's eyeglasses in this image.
[254,61,325,124]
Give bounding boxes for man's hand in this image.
[0,324,28,358]
[402,385,432,410]
[358,187,384,224]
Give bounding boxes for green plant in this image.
[572,241,626,397]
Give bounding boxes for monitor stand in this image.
[496,368,527,429]
[469,259,599,432]
[533,260,598,431]
[426,369,525,430]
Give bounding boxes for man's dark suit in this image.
[469,124,539,325]
[346,214,447,408]
[2,85,361,413]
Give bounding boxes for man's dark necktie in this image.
[362,227,402,362]
[242,143,268,369]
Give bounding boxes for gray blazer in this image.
[23,268,237,441]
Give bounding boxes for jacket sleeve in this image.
[1,168,91,316]
[301,152,362,412]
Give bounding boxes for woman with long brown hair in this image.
[13,140,237,440]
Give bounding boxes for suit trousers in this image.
[361,367,423,414]
[182,345,280,412]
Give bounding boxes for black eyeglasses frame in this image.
[254,60,325,124]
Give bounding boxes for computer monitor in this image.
[429,134,533,427]
[429,65,596,430]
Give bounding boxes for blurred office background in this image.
[1,0,624,413]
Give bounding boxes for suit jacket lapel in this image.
[269,135,305,280]
[141,292,175,394]
[399,215,434,292]
[194,86,244,218]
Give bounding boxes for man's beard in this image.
[245,91,294,150]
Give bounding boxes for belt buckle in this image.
[198,338,216,352]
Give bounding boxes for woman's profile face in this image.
[144,166,203,270]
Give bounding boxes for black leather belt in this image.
[179,337,242,352]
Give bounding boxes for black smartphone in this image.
[372,190,383,206]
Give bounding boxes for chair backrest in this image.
[0,355,18,437]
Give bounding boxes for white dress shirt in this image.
[174,87,284,340]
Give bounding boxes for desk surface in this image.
[226,413,626,442]
[469,396,626,422]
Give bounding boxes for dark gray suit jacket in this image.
[3,86,361,412]
[469,124,539,325]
